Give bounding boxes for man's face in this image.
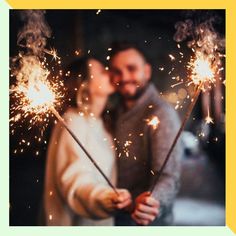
[110,48,151,100]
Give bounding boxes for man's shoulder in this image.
[145,84,175,112]
[148,94,178,118]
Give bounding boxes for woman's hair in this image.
[63,56,92,115]
[63,56,114,133]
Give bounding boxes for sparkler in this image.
[149,16,225,193]
[10,56,118,196]
[11,10,119,198]
[149,51,219,193]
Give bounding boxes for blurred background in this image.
[10,10,225,226]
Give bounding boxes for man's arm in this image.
[132,103,183,225]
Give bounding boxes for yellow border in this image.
[6,0,227,9]
[226,1,236,234]
[1,0,236,235]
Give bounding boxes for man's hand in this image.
[131,191,160,225]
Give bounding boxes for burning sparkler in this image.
[11,57,118,195]
[10,10,118,196]
[150,17,225,193]
[10,55,64,127]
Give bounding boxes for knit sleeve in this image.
[54,121,114,220]
[149,104,183,216]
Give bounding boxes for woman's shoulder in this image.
[62,108,88,127]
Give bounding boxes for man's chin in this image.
[120,86,147,101]
[121,92,141,101]
[119,91,136,100]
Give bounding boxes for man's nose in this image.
[120,70,130,82]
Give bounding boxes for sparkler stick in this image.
[149,82,203,193]
[50,106,119,196]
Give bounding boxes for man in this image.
[109,42,183,226]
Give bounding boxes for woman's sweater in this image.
[44,108,116,226]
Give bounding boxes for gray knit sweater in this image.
[114,83,183,226]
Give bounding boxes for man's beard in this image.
[119,81,148,101]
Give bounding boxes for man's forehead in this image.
[111,48,146,64]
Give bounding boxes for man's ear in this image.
[144,63,152,81]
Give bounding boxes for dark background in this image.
[10,10,225,226]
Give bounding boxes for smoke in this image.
[10,10,52,93]
[13,56,49,85]
[173,17,225,56]
[17,10,51,56]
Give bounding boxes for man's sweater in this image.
[114,83,183,226]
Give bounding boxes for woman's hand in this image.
[112,189,132,210]
[97,188,132,213]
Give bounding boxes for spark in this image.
[124,140,132,147]
[179,52,184,58]
[18,43,60,61]
[10,55,64,132]
[171,81,184,88]
[96,9,101,15]
[205,108,214,124]
[47,47,60,61]
[122,140,132,158]
[75,49,81,56]
[188,52,215,88]
[214,137,218,142]
[169,54,175,61]
[146,116,160,130]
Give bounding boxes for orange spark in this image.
[147,116,160,130]
[205,108,214,124]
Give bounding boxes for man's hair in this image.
[109,41,149,63]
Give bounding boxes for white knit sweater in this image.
[44,108,116,226]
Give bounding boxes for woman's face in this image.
[88,59,115,97]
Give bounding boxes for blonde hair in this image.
[64,56,95,117]
[76,80,92,116]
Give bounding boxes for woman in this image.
[44,57,131,226]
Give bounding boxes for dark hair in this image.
[63,56,91,109]
[109,41,149,63]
